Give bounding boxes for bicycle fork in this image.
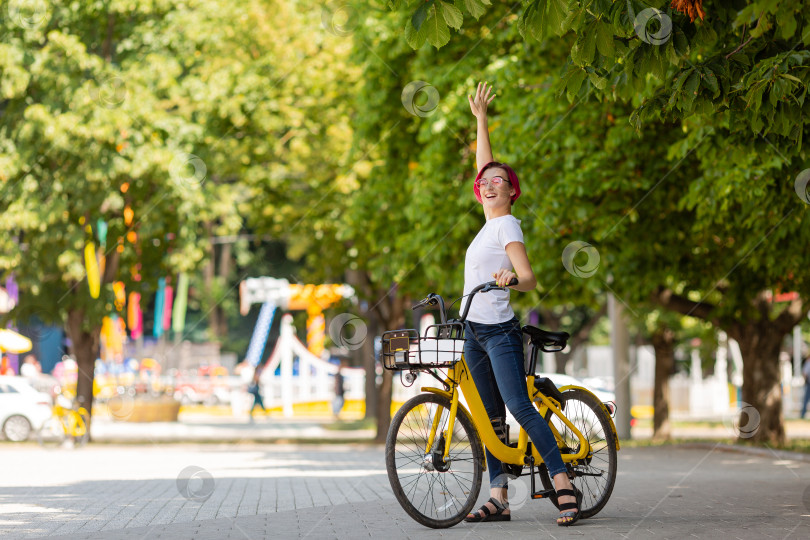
[423,389,460,471]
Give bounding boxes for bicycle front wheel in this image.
[70,411,90,446]
[540,387,618,518]
[385,393,484,529]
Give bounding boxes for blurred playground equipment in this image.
[240,277,355,358]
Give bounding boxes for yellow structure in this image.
[288,284,347,356]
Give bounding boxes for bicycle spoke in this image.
[386,393,483,527]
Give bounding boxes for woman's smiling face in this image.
[477,167,515,208]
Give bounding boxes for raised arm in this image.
[468,82,496,173]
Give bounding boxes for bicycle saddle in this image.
[521,325,570,348]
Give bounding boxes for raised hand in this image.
[468,81,496,119]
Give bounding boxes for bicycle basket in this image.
[381,322,465,369]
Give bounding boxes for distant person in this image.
[248,365,266,421]
[20,354,40,378]
[801,356,810,419]
[332,362,345,418]
[0,355,14,376]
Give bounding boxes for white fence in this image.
[243,315,808,420]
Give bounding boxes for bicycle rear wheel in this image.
[37,416,66,448]
[540,387,617,518]
[385,393,484,528]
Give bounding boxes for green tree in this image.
[385,0,810,445]
[1,1,336,425]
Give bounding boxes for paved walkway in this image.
[89,416,375,443]
[83,413,810,444]
[1,444,809,539]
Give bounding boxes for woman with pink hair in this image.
[462,82,581,526]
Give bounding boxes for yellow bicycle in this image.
[37,391,90,447]
[382,280,620,528]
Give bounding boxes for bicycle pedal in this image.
[532,489,555,499]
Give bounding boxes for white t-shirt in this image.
[461,215,524,324]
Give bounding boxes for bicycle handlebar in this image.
[413,278,518,325]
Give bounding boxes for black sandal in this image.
[464,497,511,522]
[555,486,582,527]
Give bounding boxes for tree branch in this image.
[651,286,717,322]
[775,296,808,333]
[725,13,762,59]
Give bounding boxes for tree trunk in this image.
[540,305,606,374]
[204,223,219,340]
[651,325,675,442]
[361,314,379,421]
[653,288,809,446]
[374,289,405,443]
[216,241,232,338]
[735,323,785,445]
[344,268,379,421]
[67,308,99,435]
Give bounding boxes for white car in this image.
[535,373,615,403]
[0,376,53,442]
[502,373,616,437]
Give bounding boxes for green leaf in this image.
[780,11,797,40]
[405,19,427,48]
[460,0,486,19]
[518,0,544,42]
[579,23,597,65]
[424,7,451,48]
[682,70,700,109]
[567,69,586,100]
[440,1,463,30]
[673,27,689,58]
[669,68,693,107]
[595,20,614,58]
[650,48,666,80]
[702,67,719,97]
[588,71,608,90]
[412,0,433,31]
[547,0,568,34]
[561,8,582,33]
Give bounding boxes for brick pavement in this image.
[1,444,809,539]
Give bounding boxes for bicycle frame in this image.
[399,281,619,470]
[420,356,603,468]
[53,403,89,438]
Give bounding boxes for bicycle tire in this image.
[37,416,66,448]
[385,393,484,529]
[539,387,617,519]
[71,411,90,446]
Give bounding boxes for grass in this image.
[618,437,810,454]
[321,418,377,431]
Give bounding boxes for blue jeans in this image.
[801,383,810,419]
[464,317,567,488]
